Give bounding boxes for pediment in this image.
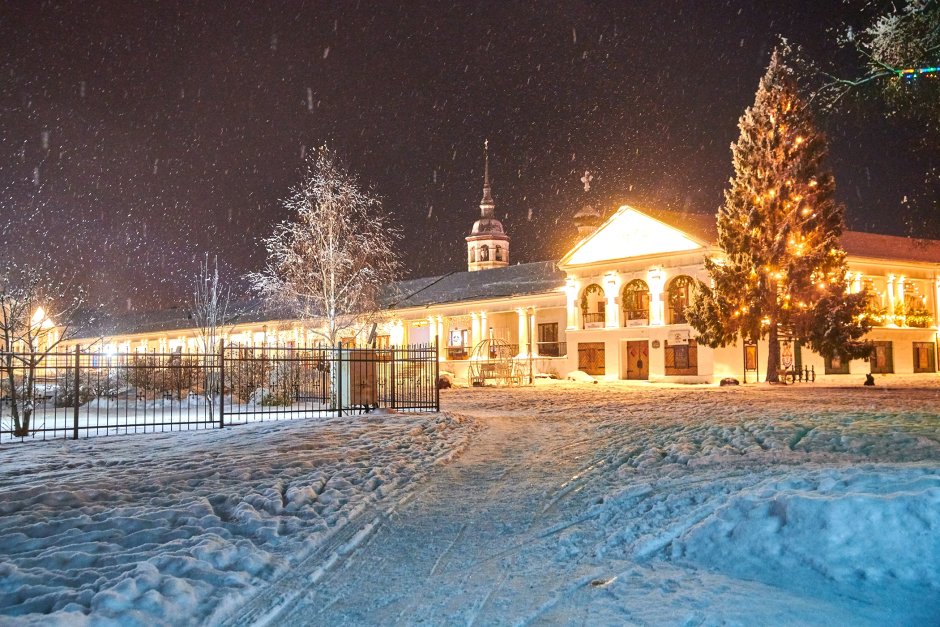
[560,205,705,267]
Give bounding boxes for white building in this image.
[65,150,940,383]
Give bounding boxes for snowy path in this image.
[257,415,590,625]
[259,383,940,626]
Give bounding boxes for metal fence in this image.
[0,342,439,443]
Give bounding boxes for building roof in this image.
[628,207,940,264]
[386,261,565,309]
[841,231,940,264]
[68,298,283,340]
[68,261,566,340]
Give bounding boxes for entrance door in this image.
[578,342,605,376]
[626,341,649,380]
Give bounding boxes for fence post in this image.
[73,344,80,440]
[434,339,440,412]
[336,343,343,417]
[390,345,396,410]
[218,340,225,429]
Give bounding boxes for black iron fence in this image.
[0,342,439,443]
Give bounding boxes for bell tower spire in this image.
[466,139,510,272]
[481,139,494,214]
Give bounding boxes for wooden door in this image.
[577,342,605,376]
[626,341,649,380]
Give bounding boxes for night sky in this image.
[0,1,927,312]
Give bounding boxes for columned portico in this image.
[565,278,578,330]
[603,272,620,328]
[647,267,666,326]
[528,308,538,357]
[887,275,897,326]
[516,308,529,357]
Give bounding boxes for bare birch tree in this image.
[0,261,83,437]
[248,146,400,345]
[190,253,233,415]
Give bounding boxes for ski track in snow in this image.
[260,382,940,626]
[1,382,939,624]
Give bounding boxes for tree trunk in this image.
[765,323,780,383]
[4,353,25,436]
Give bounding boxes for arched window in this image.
[580,283,606,327]
[667,275,694,324]
[622,279,650,323]
[479,245,489,261]
[469,247,476,263]
[495,245,503,261]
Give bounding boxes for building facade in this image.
[62,152,940,383]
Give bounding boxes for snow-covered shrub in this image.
[53,368,95,407]
[565,370,597,383]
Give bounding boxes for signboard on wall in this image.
[668,329,689,345]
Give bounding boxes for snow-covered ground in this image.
[1,380,939,625]
[0,411,476,625]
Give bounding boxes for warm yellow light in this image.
[563,206,701,266]
[31,307,55,330]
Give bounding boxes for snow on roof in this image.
[841,231,940,264]
[386,261,565,309]
[628,207,940,264]
[67,262,565,339]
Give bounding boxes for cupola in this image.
[466,140,510,271]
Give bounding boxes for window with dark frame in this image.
[825,352,850,375]
[913,342,936,373]
[664,339,697,375]
[622,279,650,322]
[537,322,559,356]
[667,275,694,324]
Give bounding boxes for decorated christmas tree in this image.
[687,43,871,382]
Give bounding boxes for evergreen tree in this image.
[687,44,871,382]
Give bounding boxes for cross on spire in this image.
[581,170,593,192]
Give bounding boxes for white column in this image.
[852,272,862,294]
[604,272,620,328]
[516,308,528,357]
[935,279,940,330]
[470,313,480,352]
[887,275,896,326]
[437,316,446,360]
[480,311,488,340]
[565,278,578,330]
[648,268,665,326]
[427,316,436,347]
[529,308,538,357]
[897,277,906,326]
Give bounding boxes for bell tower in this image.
[466,140,510,272]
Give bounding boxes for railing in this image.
[446,346,469,361]
[623,309,649,322]
[1,342,439,443]
[535,341,567,357]
[583,312,606,327]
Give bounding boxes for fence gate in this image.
[218,342,439,426]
